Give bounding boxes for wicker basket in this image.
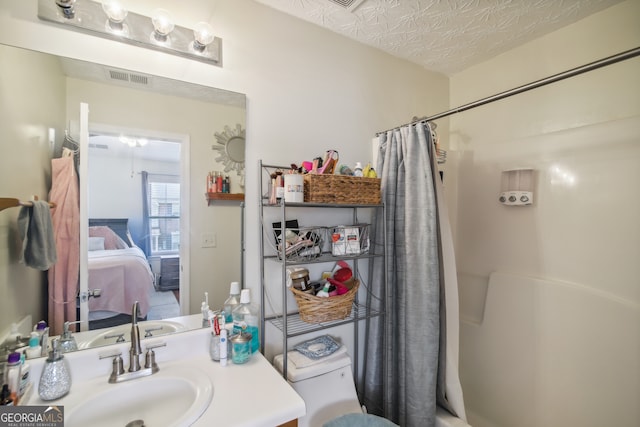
[304,174,381,204]
[290,280,359,324]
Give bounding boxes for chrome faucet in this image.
[129,301,143,372]
[98,301,166,383]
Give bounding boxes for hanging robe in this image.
[47,155,80,336]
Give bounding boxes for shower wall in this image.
[445,2,640,426]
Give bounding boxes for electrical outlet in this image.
[201,233,217,248]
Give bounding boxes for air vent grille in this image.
[109,70,129,82]
[326,0,367,11]
[129,73,149,85]
[107,69,150,86]
[88,143,109,149]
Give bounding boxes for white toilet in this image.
[274,352,363,427]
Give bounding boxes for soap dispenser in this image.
[59,321,79,353]
[38,338,71,401]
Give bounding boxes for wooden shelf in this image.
[206,192,245,204]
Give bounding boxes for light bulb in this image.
[102,0,128,24]
[151,9,174,41]
[193,22,215,52]
[119,136,136,147]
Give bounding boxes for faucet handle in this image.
[144,341,166,371]
[104,333,126,343]
[99,351,124,383]
[144,326,164,338]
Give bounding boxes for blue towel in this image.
[17,200,57,270]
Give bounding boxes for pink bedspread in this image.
[88,246,154,317]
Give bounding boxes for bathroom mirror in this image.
[0,42,246,352]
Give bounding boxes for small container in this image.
[290,268,310,291]
[230,332,252,364]
[209,330,231,362]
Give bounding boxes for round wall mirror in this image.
[212,124,245,187]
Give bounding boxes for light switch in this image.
[202,233,217,248]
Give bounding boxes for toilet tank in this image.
[274,353,363,427]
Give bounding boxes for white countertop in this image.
[24,325,306,427]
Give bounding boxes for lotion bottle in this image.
[5,352,22,405]
[25,332,42,359]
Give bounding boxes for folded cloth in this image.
[18,200,57,270]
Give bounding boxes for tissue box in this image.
[331,224,369,256]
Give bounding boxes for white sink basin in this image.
[64,365,213,427]
[78,320,186,349]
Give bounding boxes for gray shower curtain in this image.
[362,122,464,426]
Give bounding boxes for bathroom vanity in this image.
[23,324,305,427]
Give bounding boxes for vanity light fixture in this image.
[38,0,222,66]
[120,136,148,148]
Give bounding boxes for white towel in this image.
[18,200,57,270]
[287,345,347,369]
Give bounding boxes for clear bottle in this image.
[232,289,259,354]
[353,162,364,177]
[201,292,210,328]
[38,339,71,401]
[223,281,241,323]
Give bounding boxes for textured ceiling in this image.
[253,0,624,75]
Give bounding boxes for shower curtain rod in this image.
[376,46,640,135]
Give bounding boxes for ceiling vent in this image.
[88,143,109,150]
[326,0,367,12]
[107,69,150,86]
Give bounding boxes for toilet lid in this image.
[274,351,352,382]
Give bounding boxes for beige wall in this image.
[0,45,66,331]
[448,1,640,426]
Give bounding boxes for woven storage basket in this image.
[304,174,381,204]
[290,280,359,324]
